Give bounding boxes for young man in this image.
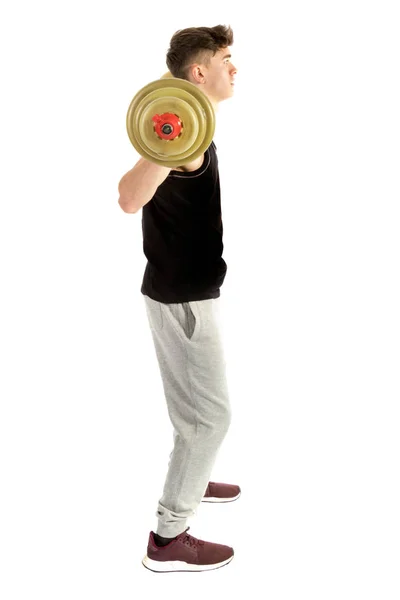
[118,25,239,572]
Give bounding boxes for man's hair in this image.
[166,25,234,80]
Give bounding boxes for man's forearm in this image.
[118,158,172,213]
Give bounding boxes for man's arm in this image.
[117,158,172,213]
[117,154,205,213]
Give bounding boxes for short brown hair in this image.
[166,25,234,80]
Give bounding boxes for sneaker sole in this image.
[142,554,234,573]
[201,492,241,503]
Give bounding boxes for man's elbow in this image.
[118,196,139,214]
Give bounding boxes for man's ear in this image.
[190,64,207,84]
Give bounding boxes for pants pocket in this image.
[182,302,198,341]
[166,301,201,342]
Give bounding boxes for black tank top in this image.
[140,141,227,303]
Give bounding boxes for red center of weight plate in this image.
[152,113,182,140]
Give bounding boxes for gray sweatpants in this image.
[144,294,232,538]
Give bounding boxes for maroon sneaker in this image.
[201,481,241,503]
[142,527,234,572]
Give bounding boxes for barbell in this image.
[126,72,215,167]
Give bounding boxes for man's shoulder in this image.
[173,154,205,173]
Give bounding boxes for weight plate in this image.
[126,78,215,166]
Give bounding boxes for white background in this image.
[1,1,399,598]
